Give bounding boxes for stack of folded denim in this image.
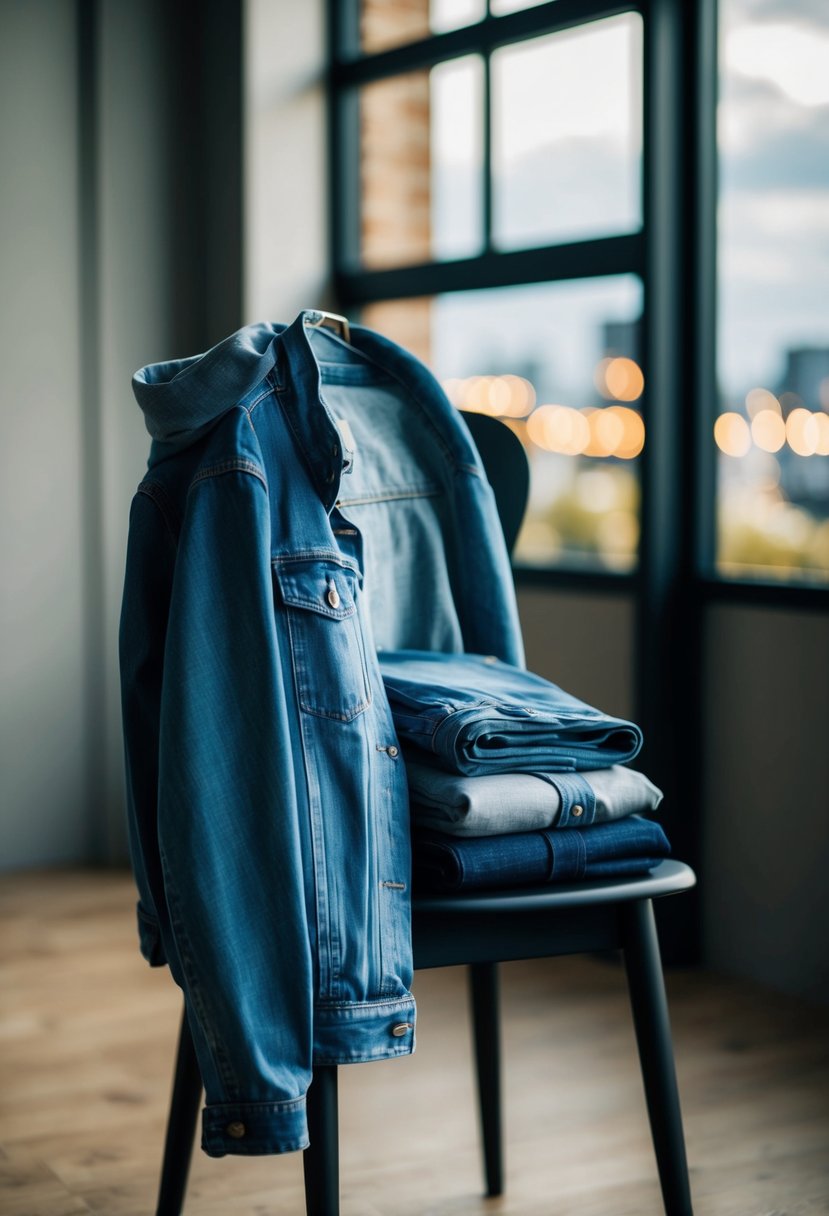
[378,650,671,893]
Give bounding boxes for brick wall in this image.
[360,0,432,362]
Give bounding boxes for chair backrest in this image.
[462,413,529,559]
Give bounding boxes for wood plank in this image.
[1,869,828,1214]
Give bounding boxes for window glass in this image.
[363,277,644,571]
[492,14,642,250]
[359,57,484,268]
[432,56,485,260]
[360,0,485,56]
[431,0,486,35]
[491,0,554,14]
[716,0,829,582]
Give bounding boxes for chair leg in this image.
[622,899,693,1216]
[469,962,503,1197]
[303,1065,340,1216]
[156,1005,202,1216]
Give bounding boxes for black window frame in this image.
[325,0,828,958]
[327,0,702,593]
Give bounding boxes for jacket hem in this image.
[201,1097,309,1157]
[313,993,416,1063]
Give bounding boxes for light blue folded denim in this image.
[379,651,643,774]
[413,816,671,892]
[406,762,663,836]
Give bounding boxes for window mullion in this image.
[637,0,701,962]
[333,1,643,86]
[483,50,493,254]
[336,233,644,305]
[693,0,718,576]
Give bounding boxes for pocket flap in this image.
[273,555,359,620]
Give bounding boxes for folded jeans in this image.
[379,650,643,774]
[412,816,671,892]
[406,762,663,836]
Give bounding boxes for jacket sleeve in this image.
[120,466,314,1156]
[119,485,175,968]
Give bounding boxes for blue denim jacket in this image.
[119,312,524,1156]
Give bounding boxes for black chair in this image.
[155,414,696,1216]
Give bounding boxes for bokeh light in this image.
[714,411,752,457]
[745,387,780,418]
[446,374,536,417]
[594,356,644,402]
[786,408,820,456]
[527,404,590,455]
[751,409,786,453]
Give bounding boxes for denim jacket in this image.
[119,312,524,1157]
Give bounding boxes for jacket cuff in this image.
[202,1097,309,1157]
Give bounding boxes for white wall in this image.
[244,0,329,324]
[0,0,331,871]
[0,0,181,869]
[0,1,89,867]
[97,0,175,860]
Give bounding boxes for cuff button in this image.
[391,1022,413,1037]
[572,804,584,818]
[227,1121,247,1138]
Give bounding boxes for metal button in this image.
[327,586,341,609]
[226,1121,246,1138]
[387,745,399,758]
[391,1022,412,1037]
[572,804,584,818]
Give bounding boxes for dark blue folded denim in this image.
[379,650,643,774]
[412,816,670,892]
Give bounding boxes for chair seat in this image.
[412,860,696,970]
[413,859,695,915]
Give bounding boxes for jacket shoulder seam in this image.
[189,458,267,490]
[136,479,181,547]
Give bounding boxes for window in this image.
[491,16,642,249]
[366,277,644,570]
[331,0,645,576]
[715,0,829,584]
[330,0,829,593]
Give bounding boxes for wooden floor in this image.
[1,871,828,1216]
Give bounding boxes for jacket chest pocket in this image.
[274,556,371,722]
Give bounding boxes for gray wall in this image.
[702,604,829,1004]
[97,0,181,860]
[1,1,89,867]
[518,589,634,720]
[520,586,829,1005]
[244,0,328,322]
[0,0,177,869]
[0,0,327,872]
